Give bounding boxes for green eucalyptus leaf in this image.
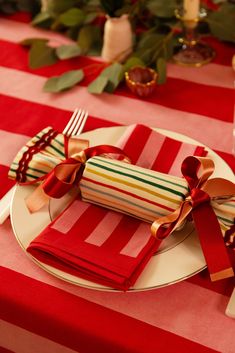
[101,62,123,92]
[121,57,145,80]
[206,3,235,43]
[48,0,77,14]
[32,12,52,26]
[87,76,109,94]
[78,25,101,54]
[29,40,57,69]
[43,69,84,92]
[123,57,145,71]
[84,12,97,24]
[56,44,81,59]
[20,38,48,47]
[59,8,85,27]
[137,32,164,50]
[146,0,178,18]
[88,62,123,94]
[156,57,167,85]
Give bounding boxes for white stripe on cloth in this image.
[1,224,234,353]
[120,223,152,257]
[135,130,166,169]
[0,319,79,353]
[167,63,234,89]
[0,19,233,89]
[51,200,90,234]
[0,129,29,167]
[85,212,123,246]
[168,143,198,176]
[0,67,233,154]
[0,18,73,46]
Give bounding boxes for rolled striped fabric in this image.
[8,126,88,183]
[80,156,188,223]
[8,127,64,182]
[80,156,235,236]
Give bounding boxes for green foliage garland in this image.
[2,0,234,94]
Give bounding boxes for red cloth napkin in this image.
[27,124,207,290]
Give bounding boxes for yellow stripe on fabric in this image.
[85,167,181,206]
[81,190,157,223]
[80,182,168,216]
[81,181,168,219]
[45,144,64,158]
[219,222,228,232]
[93,156,188,192]
[88,160,185,198]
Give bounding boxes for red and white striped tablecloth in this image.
[0,12,235,353]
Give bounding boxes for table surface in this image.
[0,12,235,353]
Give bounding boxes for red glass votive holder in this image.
[125,66,158,98]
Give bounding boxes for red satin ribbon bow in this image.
[26,145,130,213]
[151,156,235,281]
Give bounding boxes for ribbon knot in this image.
[151,156,235,281]
[25,145,130,213]
[42,153,86,199]
[188,188,210,209]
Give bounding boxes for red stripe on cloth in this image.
[0,39,105,84]
[0,166,15,198]
[45,203,112,243]
[82,176,174,212]
[117,78,234,123]
[0,94,119,137]
[194,146,208,157]
[214,150,235,173]
[121,125,152,164]
[151,137,182,173]
[0,347,16,353]
[100,216,142,253]
[0,40,233,123]
[202,36,235,66]
[0,267,220,353]
[1,11,32,23]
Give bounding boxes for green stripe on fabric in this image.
[93,156,188,192]
[25,172,38,179]
[37,155,58,166]
[53,137,64,148]
[85,167,180,205]
[26,166,47,175]
[222,202,235,209]
[81,196,151,223]
[47,143,64,157]
[10,163,46,176]
[80,183,166,218]
[88,160,185,198]
[217,215,234,225]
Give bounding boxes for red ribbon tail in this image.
[192,203,234,281]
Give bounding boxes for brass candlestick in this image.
[173,8,215,67]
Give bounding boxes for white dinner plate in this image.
[10,126,235,291]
